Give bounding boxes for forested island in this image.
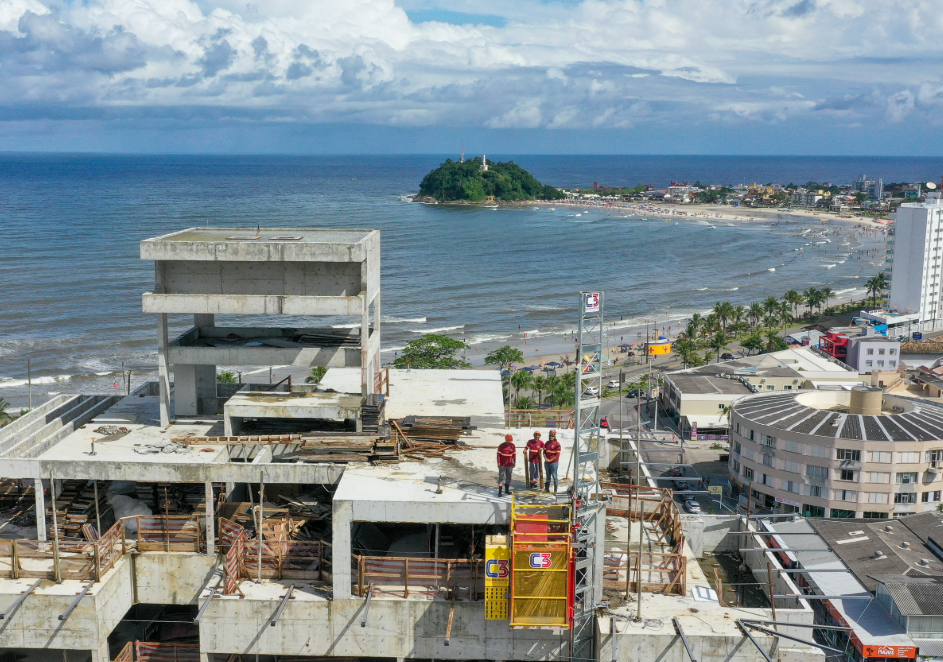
[417,157,566,202]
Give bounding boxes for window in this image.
[735,422,740,434]
[868,472,891,484]
[899,452,920,463]
[831,508,855,518]
[718,403,726,409]
[782,439,802,453]
[864,511,890,519]
[760,473,771,486]
[890,360,897,367]
[834,489,856,502]
[803,504,825,518]
[895,493,917,504]
[927,450,943,463]
[744,467,754,480]
[763,454,773,467]
[806,465,828,479]
[784,385,792,390]
[867,348,874,355]
[766,385,774,391]
[806,485,823,498]
[783,460,800,474]
[890,348,897,356]
[762,435,776,448]
[879,348,886,356]
[784,480,799,493]
[922,492,942,503]
[897,472,919,484]
[870,451,891,463]
[733,441,742,454]
[732,460,740,473]
[867,492,889,504]
[865,360,873,367]
[837,449,861,462]
[840,469,857,481]
[748,429,755,441]
[878,360,885,367]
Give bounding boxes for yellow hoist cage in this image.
[504,493,572,629]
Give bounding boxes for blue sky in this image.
[1,0,942,154]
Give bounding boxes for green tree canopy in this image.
[418,158,566,202]
[484,345,525,373]
[392,334,470,369]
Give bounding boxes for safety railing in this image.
[352,555,484,600]
[507,409,574,429]
[600,483,684,547]
[134,642,200,662]
[128,515,203,552]
[113,642,134,662]
[374,367,390,396]
[602,546,686,596]
[0,520,126,581]
[242,539,331,581]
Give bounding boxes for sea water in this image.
[0,153,939,404]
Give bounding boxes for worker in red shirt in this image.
[497,434,516,496]
[525,431,544,489]
[543,429,562,493]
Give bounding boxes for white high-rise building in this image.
[889,188,943,328]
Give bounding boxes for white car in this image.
[583,386,600,396]
[684,501,702,514]
[607,380,620,389]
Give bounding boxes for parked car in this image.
[720,352,735,360]
[607,380,620,389]
[625,389,642,398]
[675,481,690,491]
[583,386,599,396]
[684,501,703,514]
[600,416,610,429]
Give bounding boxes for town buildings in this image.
[817,327,902,374]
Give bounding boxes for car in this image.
[583,386,600,396]
[684,501,703,514]
[625,389,642,398]
[720,352,735,360]
[666,467,683,478]
[600,416,610,429]
[675,481,690,491]
[607,380,620,389]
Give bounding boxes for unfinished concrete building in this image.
[141,228,381,424]
[0,228,833,662]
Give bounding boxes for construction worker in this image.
[525,431,544,489]
[544,430,562,493]
[497,433,516,496]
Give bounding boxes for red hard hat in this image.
[505,434,513,442]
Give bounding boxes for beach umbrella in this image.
[528,365,541,370]
[521,366,536,371]
[546,361,562,367]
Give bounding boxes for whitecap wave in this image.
[410,325,465,334]
[383,316,427,324]
[768,268,776,272]
[823,264,836,269]
[0,375,70,388]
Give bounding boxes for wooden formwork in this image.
[129,515,203,552]
[0,520,125,582]
[134,642,200,662]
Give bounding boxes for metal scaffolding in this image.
[571,291,605,662]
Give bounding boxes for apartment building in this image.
[888,188,943,328]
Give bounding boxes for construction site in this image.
[0,228,831,662]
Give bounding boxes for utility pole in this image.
[27,359,32,411]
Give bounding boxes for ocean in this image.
[1,153,940,406]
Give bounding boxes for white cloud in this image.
[0,0,942,134]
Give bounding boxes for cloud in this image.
[0,0,942,145]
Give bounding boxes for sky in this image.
[1,0,943,154]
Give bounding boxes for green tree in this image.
[511,370,533,402]
[513,396,535,410]
[784,290,804,321]
[804,287,820,318]
[747,303,764,331]
[819,286,835,312]
[709,332,730,363]
[418,158,566,202]
[741,333,765,356]
[486,345,525,374]
[0,398,11,426]
[532,375,549,407]
[765,330,787,353]
[763,296,779,318]
[217,370,237,383]
[392,334,470,369]
[306,366,329,384]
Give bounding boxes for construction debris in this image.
[94,426,129,435]
[392,416,474,444]
[133,440,192,455]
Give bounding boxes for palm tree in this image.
[514,396,535,410]
[511,370,533,402]
[532,375,549,407]
[674,338,698,368]
[731,304,746,329]
[544,374,563,407]
[765,329,782,353]
[0,398,11,426]
[762,315,779,330]
[778,301,792,329]
[713,301,733,332]
[819,286,835,312]
[784,289,803,321]
[866,273,888,307]
[747,303,764,331]
[684,321,699,340]
[552,381,575,408]
[690,313,703,330]
[804,287,820,318]
[709,331,730,363]
[763,296,779,318]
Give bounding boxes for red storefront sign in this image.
[861,645,917,659]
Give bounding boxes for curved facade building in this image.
[729,388,943,519]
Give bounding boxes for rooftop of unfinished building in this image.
[144,227,378,245]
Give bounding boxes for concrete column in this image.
[34,478,46,541]
[373,291,382,386]
[93,638,111,662]
[361,297,370,397]
[205,481,215,556]
[193,314,215,328]
[157,312,172,428]
[332,500,353,599]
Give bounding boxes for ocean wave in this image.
[382,316,427,324]
[411,325,465,334]
[768,267,776,272]
[726,287,739,291]
[694,287,708,291]
[331,324,359,329]
[0,375,71,388]
[823,264,836,269]
[380,346,405,353]
[467,332,514,345]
